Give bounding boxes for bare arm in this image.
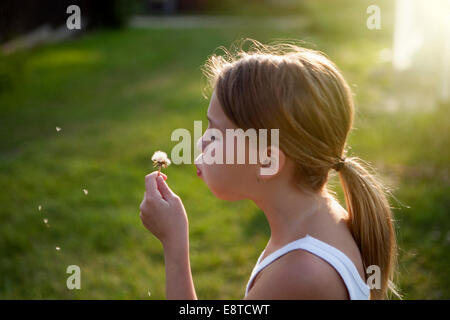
[140,171,198,300]
[163,238,197,300]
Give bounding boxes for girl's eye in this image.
[211,135,216,141]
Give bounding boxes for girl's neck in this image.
[251,181,331,248]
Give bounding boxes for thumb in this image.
[156,175,176,201]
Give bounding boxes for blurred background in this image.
[0,0,448,299]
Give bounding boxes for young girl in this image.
[139,39,400,300]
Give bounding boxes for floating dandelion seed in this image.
[43,218,48,224]
[56,246,60,251]
[147,290,151,297]
[151,151,171,175]
[56,127,61,132]
[38,205,42,211]
[83,189,88,195]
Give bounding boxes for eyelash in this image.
[206,123,217,141]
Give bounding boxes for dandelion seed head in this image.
[151,151,171,169]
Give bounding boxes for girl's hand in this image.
[139,171,188,248]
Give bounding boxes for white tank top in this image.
[245,234,371,299]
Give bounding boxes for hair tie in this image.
[333,157,346,171]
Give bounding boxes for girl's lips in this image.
[195,164,202,176]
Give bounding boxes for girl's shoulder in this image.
[245,247,349,299]
[245,204,366,299]
[245,197,367,299]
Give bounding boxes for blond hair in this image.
[201,39,400,299]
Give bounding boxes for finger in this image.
[145,172,162,200]
[156,175,176,201]
[159,172,168,181]
[151,171,167,180]
[139,193,147,212]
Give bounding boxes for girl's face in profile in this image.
[195,91,262,201]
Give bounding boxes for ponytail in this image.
[337,156,401,299]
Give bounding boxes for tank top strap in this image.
[245,234,371,299]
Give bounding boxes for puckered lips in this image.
[195,164,202,177]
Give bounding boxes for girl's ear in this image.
[257,146,285,182]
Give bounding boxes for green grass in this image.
[0,0,449,299]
